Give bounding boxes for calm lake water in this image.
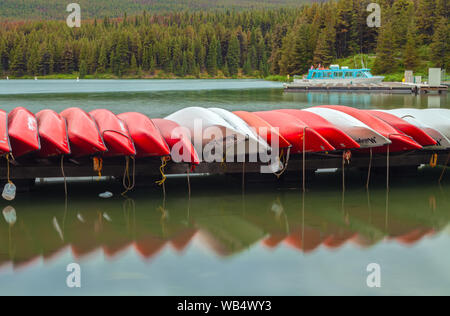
[0,79,449,295]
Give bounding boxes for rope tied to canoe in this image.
[438,152,449,184]
[156,156,171,186]
[366,147,373,190]
[6,153,14,185]
[121,156,136,196]
[429,153,438,168]
[60,155,68,198]
[93,157,103,179]
[274,146,291,179]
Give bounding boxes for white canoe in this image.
[386,109,450,149]
[303,107,391,148]
[165,107,247,161]
[208,107,272,155]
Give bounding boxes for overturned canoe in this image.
[8,107,40,158]
[153,118,200,165]
[253,111,335,153]
[276,109,360,150]
[233,111,291,149]
[166,107,247,161]
[90,109,136,157]
[209,107,272,156]
[387,108,450,147]
[36,110,71,157]
[303,107,390,149]
[118,112,170,158]
[60,107,106,157]
[368,110,436,147]
[0,110,11,155]
[318,105,422,152]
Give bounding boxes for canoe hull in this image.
[153,118,200,165]
[276,109,360,150]
[304,107,391,149]
[118,112,170,158]
[318,105,422,152]
[8,107,40,158]
[36,110,71,157]
[369,110,436,147]
[253,111,335,153]
[90,109,136,157]
[60,107,106,157]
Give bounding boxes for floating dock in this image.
[2,150,448,189]
[284,82,448,94]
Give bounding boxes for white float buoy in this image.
[34,76,37,80]
[76,77,80,82]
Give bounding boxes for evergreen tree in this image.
[430,17,449,70]
[403,20,420,70]
[226,36,240,76]
[97,44,108,73]
[373,21,397,74]
[206,37,218,76]
[79,60,88,78]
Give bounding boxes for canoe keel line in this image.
[0,106,447,198]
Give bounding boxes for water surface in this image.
[0,79,448,295]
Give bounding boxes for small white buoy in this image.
[2,182,16,201]
[2,206,16,225]
[99,191,113,198]
[76,77,80,82]
[6,76,9,80]
[34,76,38,80]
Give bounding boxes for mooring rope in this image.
[438,153,450,184]
[302,127,306,193]
[93,157,103,179]
[156,156,171,200]
[366,147,373,190]
[60,155,67,198]
[187,165,191,198]
[274,146,291,179]
[386,144,390,192]
[121,156,136,196]
[430,153,438,167]
[6,153,13,185]
[242,161,245,193]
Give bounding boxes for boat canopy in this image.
[306,68,375,80]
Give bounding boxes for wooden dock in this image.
[284,82,448,94]
[1,150,448,187]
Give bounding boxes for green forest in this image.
[0,0,448,80]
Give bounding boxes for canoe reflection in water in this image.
[0,177,449,271]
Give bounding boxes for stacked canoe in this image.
[0,106,449,166]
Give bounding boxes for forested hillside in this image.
[0,0,311,20]
[0,0,448,79]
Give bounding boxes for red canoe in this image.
[36,110,71,157]
[276,109,360,150]
[253,111,335,153]
[0,110,11,155]
[117,112,170,158]
[368,110,436,147]
[233,111,291,149]
[152,118,200,165]
[319,105,422,152]
[90,109,136,157]
[8,107,40,157]
[60,107,106,157]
